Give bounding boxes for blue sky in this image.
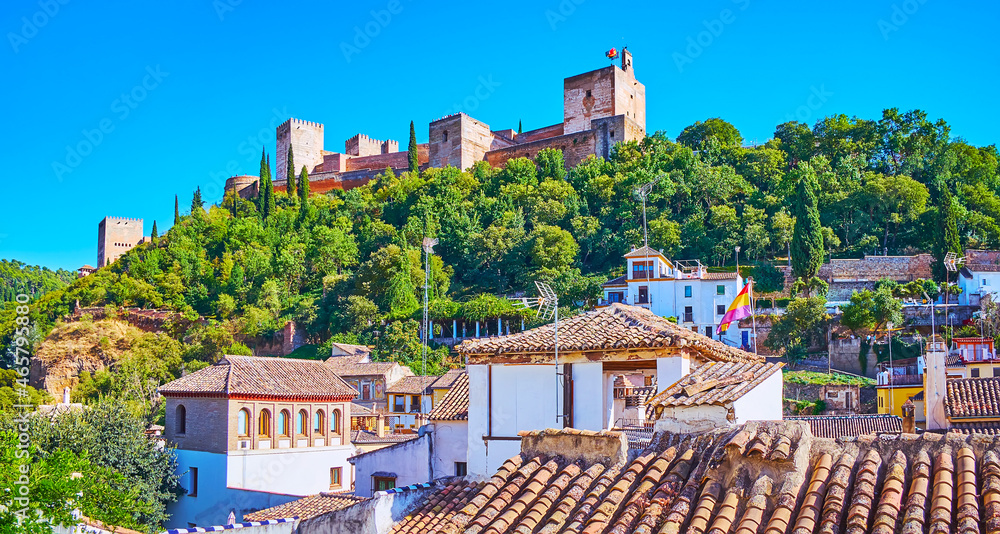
[3,0,998,271]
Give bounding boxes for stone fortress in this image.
[227,48,645,197]
[96,216,146,267]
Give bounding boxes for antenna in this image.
[943,252,966,272]
[510,281,564,425]
[633,180,656,250]
[421,237,438,376]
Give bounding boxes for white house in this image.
[600,246,750,348]
[455,303,770,476]
[159,355,358,529]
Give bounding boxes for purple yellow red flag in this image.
[717,281,752,334]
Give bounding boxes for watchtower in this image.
[97,217,144,267]
[276,119,325,180]
[562,47,645,136]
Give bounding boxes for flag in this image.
[717,280,753,334]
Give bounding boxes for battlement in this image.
[278,118,324,131]
[345,133,399,157]
[101,216,143,223]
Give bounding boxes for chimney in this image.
[901,399,915,434]
[376,413,385,438]
[924,335,948,430]
[62,387,71,404]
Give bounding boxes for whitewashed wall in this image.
[732,371,783,423]
[571,362,604,431]
[226,445,355,495]
[351,434,431,498]
[431,420,468,478]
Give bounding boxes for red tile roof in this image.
[785,414,902,439]
[431,369,465,390]
[951,421,1000,436]
[377,421,1000,534]
[242,492,365,521]
[646,361,783,410]
[325,354,401,378]
[457,303,762,364]
[702,271,739,280]
[946,376,1000,419]
[350,430,419,445]
[158,355,357,400]
[386,375,439,395]
[429,372,469,421]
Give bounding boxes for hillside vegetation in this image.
[1,109,998,404]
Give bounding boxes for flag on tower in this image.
[717,280,753,335]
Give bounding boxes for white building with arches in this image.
[159,355,358,529]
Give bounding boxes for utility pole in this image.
[421,237,438,376]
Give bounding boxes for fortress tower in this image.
[563,47,645,136]
[276,119,325,180]
[97,217,144,267]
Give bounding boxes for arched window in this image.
[278,410,291,437]
[175,405,187,435]
[313,410,325,434]
[237,408,250,437]
[296,409,308,435]
[258,409,271,438]
[332,409,342,435]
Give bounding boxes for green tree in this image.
[677,118,743,148]
[933,184,962,281]
[536,148,566,181]
[286,144,297,199]
[191,187,204,213]
[298,165,310,205]
[764,296,829,363]
[518,120,522,134]
[408,120,419,173]
[173,195,180,224]
[791,164,824,278]
[150,220,158,239]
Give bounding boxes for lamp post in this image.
[887,321,894,415]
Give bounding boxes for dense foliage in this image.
[0,260,75,304]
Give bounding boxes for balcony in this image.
[876,373,922,386]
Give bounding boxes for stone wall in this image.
[485,130,597,169]
[819,254,933,282]
[783,382,862,414]
[226,175,259,199]
[829,337,873,376]
[346,133,395,157]
[563,66,616,134]
[613,64,645,130]
[516,123,564,143]
[346,151,410,172]
[97,216,143,267]
[164,396,230,454]
[428,114,492,171]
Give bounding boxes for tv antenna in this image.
[511,281,565,425]
[421,237,438,376]
[634,178,658,250]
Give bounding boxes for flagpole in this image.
[749,278,758,355]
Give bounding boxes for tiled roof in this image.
[785,414,902,439]
[948,353,965,366]
[330,342,371,358]
[350,430,419,445]
[158,355,356,400]
[382,421,1000,534]
[387,375,438,395]
[646,361,783,409]
[429,372,469,421]
[910,390,925,401]
[457,303,762,364]
[602,274,628,287]
[242,492,365,522]
[623,246,668,259]
[702,272,739,280]
[946,376,1000,418]
[325,354,400,377]
[350,402,374,415]
[951,422,1000,436]
[431,369,465,390]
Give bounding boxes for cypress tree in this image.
[174,195,180,224]
[191,187,204,213]
[258,148,273,220]
[257,148,268,198]
[408,120,419,173]
[933,184,962,281]
[286,145,297,199]
[151,221,158,238]
[298,166,310,204]
[790,164,824,279]
[518,120,523,134]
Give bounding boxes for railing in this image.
[876,373,922,386]
[613,386,657,407]
[612,418,655,450]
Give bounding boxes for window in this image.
[684,286,692,298]
[175,404,186,435]
[609,292,623,304]
[330,467,342,489]
[705,326,713,338]
[374,476,396,491]
[455,462,468,476]
[717,304,726,315]
[237,408,250,437]
[638,286,649,304]
[393,395,405,412]
[443,130,448,142]
[332,409,342,435]
[683,306,693,323]
[258,409,272,438]
[278,410,291,437]
[984,278,991,286]
[361,383,372,400]
[586,89,592,97]
[188,467,198,497]
[410,395,421,413]
[314,410,325,434]
[297,410,308,435]
[610,129,615,138]
[717,285,726,295]
[879,396,883,408]
[973,368,981,378]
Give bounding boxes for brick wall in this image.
[225,175,259,199]
[165,396,229,453]
[485,130,597,169]
[97,217,143,267]
[613,66,646,132]
[345,151,410,172]
[345,134,398,157]
[516,123,564,143]
[277,119,324,179]
[820,254,934,282]
[563,66,616,135]
[428,114,492,171]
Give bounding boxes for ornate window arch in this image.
[258,409,272,438]
[278,409,291,437]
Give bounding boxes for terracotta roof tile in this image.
[350,430,419,445]
[429,372,469,421]
[646,361,783,409]
[362,423,1000,534]
[457,304,763,364]
[243,492,365,522]
[387,375,439,395]
[159,355,356,399]
[431,369,465,390]
[786,414,903,439]
[947,376,1000,418]
[951,421,1000,435]
[325,354,400,377]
